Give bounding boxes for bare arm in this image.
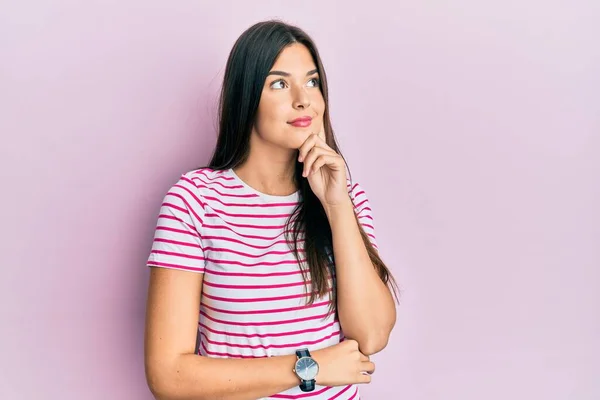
[144,267,373,400]
[324,199,397,356]
[144,267,301,400]
[295,132,397,356]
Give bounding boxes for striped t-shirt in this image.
[146,167,378,400]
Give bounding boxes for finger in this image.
[302,147,329,177]
[361,361,376,375]
[317,125,326,141]
[357,372,372,384]
[298,134,333,163]
[298,134,318,163]
[309,154,344,176]
[313,129,332,150]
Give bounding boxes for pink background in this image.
[1,1,599,399]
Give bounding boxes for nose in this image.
[292,86,311,110]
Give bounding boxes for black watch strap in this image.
[299,379,316,392]
[296,348,311,358]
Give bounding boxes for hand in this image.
[311,340,375,387]
[297,126,349,208]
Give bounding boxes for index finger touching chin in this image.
[318,125,326,142]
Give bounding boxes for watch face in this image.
[295,357,319,381]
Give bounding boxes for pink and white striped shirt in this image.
[146,167,378,400]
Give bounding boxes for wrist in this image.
[323,196,354,220]
[292,348,321,392]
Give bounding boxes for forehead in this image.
[271,43,317,73]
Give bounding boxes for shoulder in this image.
[179,167,228,186]
[174,167,236,196]
[162,168,226,212]
[170,167,250,208]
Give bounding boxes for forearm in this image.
[149,352,299,400]
[325,199,396,355]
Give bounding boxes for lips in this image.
[288,116,312,128]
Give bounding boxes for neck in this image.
[233,135,298,196]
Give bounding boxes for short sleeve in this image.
[146,174,206,273]
[348,181,379,250]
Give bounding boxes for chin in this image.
[284,128,312,149]
[258,126,311,150]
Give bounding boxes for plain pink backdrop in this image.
[1,1,599,399]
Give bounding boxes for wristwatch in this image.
[293,348,319,392]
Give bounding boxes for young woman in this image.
[144,20,398,400]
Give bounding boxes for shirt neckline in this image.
[227,168,301,202]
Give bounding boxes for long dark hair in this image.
[206,20,398,311]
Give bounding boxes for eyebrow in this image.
[267,68,319,77]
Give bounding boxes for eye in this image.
[270,79,287,89]
[307,77,320,87]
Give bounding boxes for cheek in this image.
[255,99,292,141]
[255,100,276,130]
[257,96,287,124]
[311,94,326,115]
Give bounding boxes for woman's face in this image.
[253,43,326,150]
